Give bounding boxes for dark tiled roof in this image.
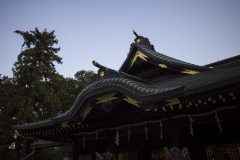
[205,54,240,67]
[11,66,240,131]
[135,43,209,70]
[119,42,209,72]
[12,119,53,130]
[152,66,240,93]
[11,33,240,135]
[52,71,185,122]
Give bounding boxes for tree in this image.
[30,70,94,160]
[3,27,95,160]
[0,75,17,160]
[12,28,64,123]
[74,70,95,91]
[59,70,94,114]
[74,70,94,92]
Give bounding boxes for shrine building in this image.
[12,31,240,160]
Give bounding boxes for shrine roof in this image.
[152,66,240,91]
[119,31,209,73]
[11,31,240,135]
[205,54,240,67]
[12,119,54,130]
[11,66,240,131]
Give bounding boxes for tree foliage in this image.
[74,70,94,91]
[0,27,95,160]
[12,28,65,123]
[0,75,16,159]
[59,70,94,114]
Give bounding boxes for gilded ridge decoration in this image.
[15,131,21,137]
[61,121,69,128]
[181,69,199,75]
[165,98,180,106]
[99,71,105,77]
[159,64,167,68]
[96,93,118,104]
[123,95,141,107]
[130,51,148,67]
[81,104,92,120]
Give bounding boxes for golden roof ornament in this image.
[132,29,141,43]
[132,29,155,50]
[132,29,139,37]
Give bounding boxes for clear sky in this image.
[1,0,240,78]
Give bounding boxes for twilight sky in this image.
[1,0,240,78]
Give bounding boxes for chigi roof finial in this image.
[132,29,139,38]
[132,29,155,50]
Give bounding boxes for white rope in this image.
[74,106,235,137]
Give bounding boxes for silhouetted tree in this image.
[59,70,94,114]
[0,75,17,160]
[12,28,65,123]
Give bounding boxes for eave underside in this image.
[16,86,240,143]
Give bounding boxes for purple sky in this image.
[1,0,240,78]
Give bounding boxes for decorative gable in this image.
[119,30,210,80]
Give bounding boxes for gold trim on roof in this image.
[92,60,97,66]
[99,71,105,77]
[15,131,21,137]
[130,51,148,67]
[81,104,92,120]
[181,69,199,75]
[159,64,167,68]
[165,98,180,106]
[162,106,166,111]
[96,93,118,104]
[123,95,141,107]
[61,122,69,128]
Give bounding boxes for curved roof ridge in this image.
[136,43,206,69]
[11,66,240,130]
[52,73,185,122]
[119,33,210,72]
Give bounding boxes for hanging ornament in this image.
[215,111,222,134]
[128,125,131,143]
[115,129,119,146]
[159,120,163,140]
[82,133,86,148]
[189,115,194,136]
[145,122,148,141]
